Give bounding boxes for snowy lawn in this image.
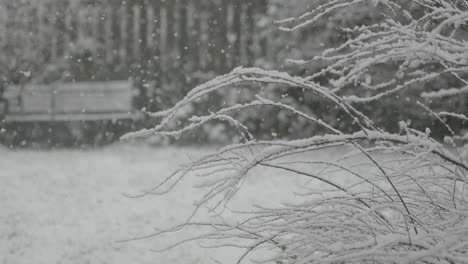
[0,143,344,264]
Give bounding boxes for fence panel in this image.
[1,0,269,86]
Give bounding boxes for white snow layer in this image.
[0,143,325,264]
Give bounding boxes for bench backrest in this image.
[3,81,135,115]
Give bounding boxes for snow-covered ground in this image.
[0,143,333,264]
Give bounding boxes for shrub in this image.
[125,1,468,263]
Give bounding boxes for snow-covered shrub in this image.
[125,1,468,263]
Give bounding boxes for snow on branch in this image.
[123,67,379,141]
[422,85,468,98]
[439,111,468,121]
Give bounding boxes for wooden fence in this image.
[0,0,271,86]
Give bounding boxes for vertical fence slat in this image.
[120,4,128,64]
[165,0,175,61]
[245,2,255,65]
[226,2,234,69]
[177,0,188,63]
[146,6,155,48]
[232,0,242,67]
[104,6,113,63]
[0,4,6,48]
[77,8,85,41]
[188,0,200,69]
[37,3,47,61]
[240,2,249,65]
[30,6,39,60]
[218,0,229,71]
[64,6,72,50]
[0,6,8,47]
[55,3,65,58]
[199,3,209,70]
[50,5,58,61]
[159,3,168,73]
[91,7,99,45]
[148,2,161,94]
[19,5,30,54]
[133,4,141,59]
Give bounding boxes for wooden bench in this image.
[1,81,143,122]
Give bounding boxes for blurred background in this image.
[0,0,466,148]
[1,1,468,263]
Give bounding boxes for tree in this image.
[132,1,468,262]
